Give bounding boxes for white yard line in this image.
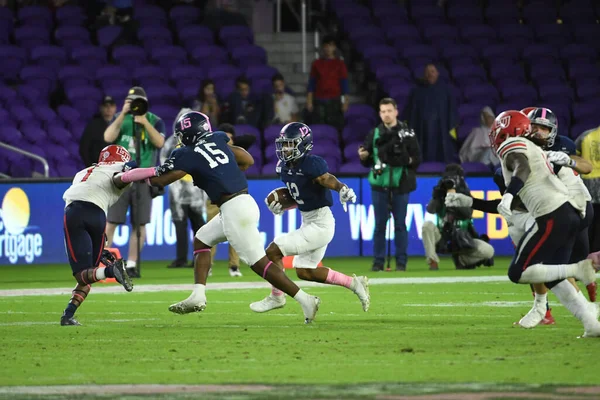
[0,275,514,297]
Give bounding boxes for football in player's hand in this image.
[266,187,298,210]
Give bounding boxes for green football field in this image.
[0,256,599,400]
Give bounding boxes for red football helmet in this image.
[489,110,532,151]
[98,145,131,164]
[520,107,536,118]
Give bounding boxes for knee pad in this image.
[74,268,98,286]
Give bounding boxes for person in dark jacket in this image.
[79,95,117,166]
[422,164,494,270]
[358,98,421,271]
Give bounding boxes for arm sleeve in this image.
[156,148,185,176]
[307,62,318,92]
[471,198,500,214]
[153,118,166,136]
[360,129,376,168]
[406,133,421,168]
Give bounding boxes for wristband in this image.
[505,176,524,196]
[569,158,576,168]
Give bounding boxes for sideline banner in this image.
[0,177,512,265]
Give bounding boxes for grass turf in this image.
[0,257,598,399]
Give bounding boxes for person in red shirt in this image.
[306,36,348,131]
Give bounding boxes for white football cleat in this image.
[516,303,546,329]
[302,296,321,324]
[249,294,286,313]
[352,275,370,312]
[575,259,597,286]
[168,299,206,315]
[229,266,243,277]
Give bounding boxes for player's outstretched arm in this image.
[569,155,592,175]
[230,145,254,171]
[149,170,187,189]
[313,173,345,191]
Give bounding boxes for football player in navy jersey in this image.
[446,107,597,330]
[249,122,370,314]
[122,111,321,323]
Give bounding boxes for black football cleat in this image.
[60,316,81,326]
[113,259,134,292]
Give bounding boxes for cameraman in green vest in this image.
[358,98,421,272]
[103,86,166,277]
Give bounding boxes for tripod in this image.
[132,117,142,277]
[385,167,394,271]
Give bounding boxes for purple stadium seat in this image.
[522,2,557,24]
[573,102,598,123]
[400,44,437,61]
[417,162,446,174]
[57,105,81,124]
[568,63,600,82]
[29,45,67,69]
[529,63,566,82]
[341,121,372,142]
[20,124,48,145]
[570,122,598,140]
[219,25,253,44]
[0,45,27,81]
[96,25,123,48]
[423,24,459,45]
[231,45,267,65]
[134,5,167,21]
[462,84,500,106]
[112,45,147,66]
[212,78,235,98]
[490,63,527,84]
[410,3,444,22]
[460,25,497,43]
[485,2,520,24]
[31,104,57,124]
[20,66,56,95]
[233,124,262,145]
[462,162,492,174]
[18,6,52,27]
[144,84,179,105]
[576,82,600,101]
[170,65,205,82]
[538,84,574,103]
[244,164,260,176]
[387,82,413,99]
[55,5,86,26]
[447,4,483,24]
[138,26,173,48]
[522,44,559,64]
[457,118,479,143]
[14,26,50,48]
[56,162,80,178]
[500,85,538,104]
[310,124,339,144]
[66,85,102,104]
[375,65,411,82]
[55,26,91,48]
[150,45,188,67]
[534,24,572,46]
[345,104,378,126]
[451,65,487,86]
[572,24,600,46]
[496,24,534,43]
[560,2,597,25]
[338,162,365,174]
[336,4,370,20]
[0,127,24,145]
[560,44,596,63]
[169,5,201,26]
[263,125,284,143]
[481,43,520,65]
[440,44,479,64]
[190,45,228,64]
[150,104,180,121]
[343,143,362,161]
[178,25,214,50]
[133,65,168,85]
[207,65,241,81]
[10,105,36,124]
[261,162,278,175]
[48,127,74,144]
[96,65,131,87]
[57,65,92,86]
[458,103,484,122]
[348,25,384,42]
[70,45,107,65]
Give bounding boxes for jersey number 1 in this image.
[194,143,230,169]
[81,166,95,182]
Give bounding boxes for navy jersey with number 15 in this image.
[156,131,247,202]
[277,155,333,212]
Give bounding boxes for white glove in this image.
[546,151,572,167]
[444,192,473,208]
[266,199,284,215]
[339,185,356,212]
[497,193,514,220]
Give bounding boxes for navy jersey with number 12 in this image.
[277,155,333,212]
[157,131,247,202]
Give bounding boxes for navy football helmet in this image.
[174,111,212,146]
[527,107,558,148]
[275,122,314,163]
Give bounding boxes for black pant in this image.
[174,204,205,264]
[571,201,594,263]
[63,201,106,274]
[588,203,600,253]
[508,202,581,284]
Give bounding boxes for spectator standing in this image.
[271,73,299,124]
[358,98,421,272]
[306,35,348,131]
[103,86,165,277]
[576,125,600,251]
[191,79,221,126]
[162,108,207,269]
[79,95,116,167]
[459,106,499,168]
[401,64,459,164]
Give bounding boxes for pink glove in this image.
[121,167,157,183]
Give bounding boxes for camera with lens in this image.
[372,159,387,176]
[373,127,412,172]
[441,176,459,190]
[129,97,148,116]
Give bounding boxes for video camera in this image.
[371,126,414,176]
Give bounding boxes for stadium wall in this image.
[0,176,513,265]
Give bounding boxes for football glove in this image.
[546,151,572,167]
[339,185,357,211]
[497,193,514,220]
[444,192,473,208]
[122,160,138,172]
[266,199,284,215]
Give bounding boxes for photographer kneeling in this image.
[422,164,494,270]
[359,98,421,272]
